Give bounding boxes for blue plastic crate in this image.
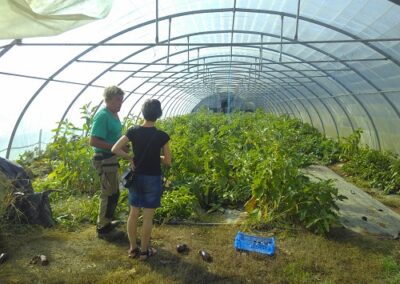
[234,231,275,256]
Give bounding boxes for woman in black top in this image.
[112,99,171,260]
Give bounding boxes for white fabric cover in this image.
[0,0,112,39]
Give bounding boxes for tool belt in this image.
[93,152,115,161]
[93,153,119,174]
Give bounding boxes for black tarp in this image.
[0,157,54,227]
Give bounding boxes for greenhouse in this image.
[1,1,400,283]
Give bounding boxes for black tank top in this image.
[126,126,170,175]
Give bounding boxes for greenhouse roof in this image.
[1,0,400,158]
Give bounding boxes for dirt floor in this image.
[1,221,400,284]
[0,223,279,284]
[1,165,400,283]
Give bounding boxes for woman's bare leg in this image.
[127,206,140,250]
[140,208,156,253]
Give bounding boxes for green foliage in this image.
[381,256,400,284]
[41,103,99,195]
[338,129,362,161]
[244,143,343,234]
[0,172,15,222]
[16,148,52,179]
[388,159,400,193]
[338,129,400,194]
[51,194,99,230]
[17,105,398,233]
[46,128,97,195]
[281,262,313,283]
[271,118,341,166]
[154,186,197,223]
[80,103,98,137]
[49,190,129,231]
[160,109,345,233]
[296,180,344,234]
[32,176,60,192]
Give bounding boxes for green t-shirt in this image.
[90,107,122,154]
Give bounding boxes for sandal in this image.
[128,247,140,258]
[139,247,157,261]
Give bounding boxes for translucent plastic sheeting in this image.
[0,0,400,159]
[0,0,112,39]
[0,74,44,157]
[11,82,88,151]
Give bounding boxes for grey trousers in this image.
[92,155,120,229]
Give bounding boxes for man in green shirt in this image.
[90,85,126,241]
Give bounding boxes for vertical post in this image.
[254,58,257,89]
[207,67,209,86]
[280,15,283,62]
[248,64,251,91]
[259,34,263,78]
[230,0,237,68]
[256,58,259,79]
[155,0,159,44]
[38,129,42,155]
[203,58,205,84]
[187,36,190,71]
[197,48,200,79]
[294,0,301,41]
[167,17,171,64]
[228,0,237,114]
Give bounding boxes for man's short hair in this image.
[103,86,124,102]
[142,99,162,121]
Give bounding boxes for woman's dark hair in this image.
[142,99,162,121]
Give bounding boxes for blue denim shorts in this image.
[128,175,163,208]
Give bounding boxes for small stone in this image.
[128,268,137,275]
[176,244,188,253]
[199,250,212,262]
[40,255,49,266]
[0,253,9,264]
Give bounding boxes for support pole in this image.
[280,15,283,62]
[167,18,171,64]
[294,0,301,41]
[155,0,159,43]
[187,36,190,71]
[197,48,200,79]
[38,129,42,155]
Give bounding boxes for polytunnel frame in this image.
[4,7,400,158]
[59,37,329,136]
[159,74,302,119]
[165,61,317,118]
[123,53,316,127]
[73,28,396,140]
[167,79,275,117]
[81,48,327,134]
[75,31,375,140]
[132,50,336,134]
[78,36,371,140]
[110,24,398,150]
[119,54,313,118]
[2,10,393,155]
